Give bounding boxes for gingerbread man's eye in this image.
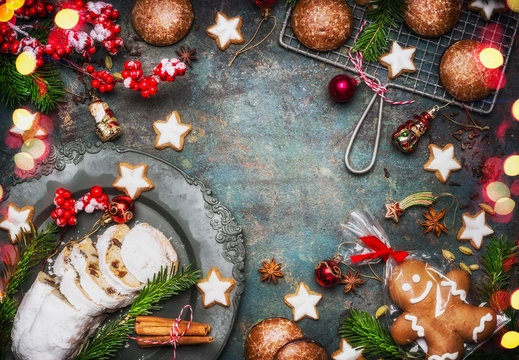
[412,274,420,283]
[402,283,411,292]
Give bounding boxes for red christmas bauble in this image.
[314,259,343,287]
[254,0,276,9]
[328,74,357,102]
[108,195,134,224]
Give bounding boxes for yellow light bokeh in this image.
[21,138,46,159]
[54,9,79,30]
[479,48,504,69]
[494,197,515,216]
[512,289,519,309]
[504,155,519,176]
[6,0,25,10]
[0,4,14,22]
[12,108,35,130]
[15,51,37,76]
[508,0,519,12]
[501,331,519,349]
[486,181,510,202]
[512,99,519,121]
[14,152,35,171]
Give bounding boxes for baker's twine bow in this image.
[350,235,408,263]
[348,21,414,105]
[128,305,193,360]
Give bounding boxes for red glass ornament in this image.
[328,74,357,103]
[254,0,276,9]
[314,259,343,287]
[107,195,134,224]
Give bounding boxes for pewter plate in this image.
[2,142,244,360]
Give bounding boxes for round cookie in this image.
[405,0,461,37]
[273,338,328,360]
[131,0,194,46]
[291,0,353,51]
[439,39,495,101]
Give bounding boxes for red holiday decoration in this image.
[254,0,276,11]
[108,195,134,224]
[14,0,55,19]
[86,65,115,93]
[350,235,408,264]
[51,187,77,227]
[314,258,343,287]
[328,75,358,103]
[75,185,109,214]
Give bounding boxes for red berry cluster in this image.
[153,59,187,82]
[86,65,115,93]
[75,186,108,213]
[13,0,55,19]
[20,37,45,67]
[0,23,20,55]
[86,2,123,55]
[66,30,96,57]
[51,188,77,227]
[44,38,74,60]
[122,61,159,98]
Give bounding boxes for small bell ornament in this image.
[89,94,122,142]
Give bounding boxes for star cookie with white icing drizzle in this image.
[379,41,417,79]
[206,12,244,51]
[468,0,507,21]
[457,210,494,250]
[153,111,192,151]
[423,144,462,183]
[196,267,235,308]
[331,339,364,360]
[0,203,34,243]
[113,163,154,200]
[284,282,322,321]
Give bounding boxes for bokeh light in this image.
[504,155,519,176]
[512,289,519,310]
[6,0,24,10]
[14,152,35,171]
[21,138,46,159]
[0,185,3,202]
[0,243,19,266]
[508,0,519,12]
[494,197,515,216]
[0,4,14,22]
[501,331,519,349]
[15,51,37,75]
[486,181,510,202]
[479,48,504,69]
[12,108,35,130]
[512,99,519,121]
[54,8,79,30]
[511,179,519,196]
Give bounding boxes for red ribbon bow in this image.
[350,235,408,264]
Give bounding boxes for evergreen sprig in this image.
[353,0,407,62]
[75,264,201,360]
[0,223,59,358]
[339,309,422,359]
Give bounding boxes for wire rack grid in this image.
[279,1,519,114]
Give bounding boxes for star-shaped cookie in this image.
[113,163,154,200]
[196,267,236,308]
[332,339,364,360]
[379,41,417,79]
[284,282,322,322]
[385,202,404,223]
[153,111,192,151]
[9,112,47,142]
[423,144,462,183]
[0,203,34,243]
[457,210,494,249]
[206,12,244,51]
[468,0,507,21]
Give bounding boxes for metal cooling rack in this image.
[279,1,519,114]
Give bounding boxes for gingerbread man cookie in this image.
[389,259,496,360]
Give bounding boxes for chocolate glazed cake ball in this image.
[291,0,353,51]
[245,318,304,360]
[440,40,495,101]
[405,0,461,37]
[131,0,194,46]
[273,338,328,360]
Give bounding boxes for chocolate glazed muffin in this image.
[291,0,353,51]
[405,0,461,37]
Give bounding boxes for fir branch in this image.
[75,264,201,360]
[0,56,31,108]
[27,18,53,44]
[27,62,66,113]
[285,0,298,7]
[339,309,421,359]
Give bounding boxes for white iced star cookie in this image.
[196,267,235,308]
[0,203,34,243]
[284,282,322,322]
[379,41,417,79]
[113,163,154,200]
[423,144,462,183]
[457,210,494,249]
[206,12,244,51]
[153,111,192,151]
[332,339,364,360]
[468,0,507,21]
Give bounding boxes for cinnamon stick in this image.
[135,322,210,336]
[136,316,208,329]
[136,335,214,347]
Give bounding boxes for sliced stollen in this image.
[121,223,178,283]
[96,224,143,296]
[11,272,56,353]
[70,238,128,310]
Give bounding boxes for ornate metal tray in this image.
[1,140,245,360]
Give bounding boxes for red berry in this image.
[55,208,64,218]
[105,75,114,83]
[148,86,157,95]
[99,193,108,203]
[52,53,60,60]
[67,217,77,226]
[51,211,57,219]
[56,47,64,56]
[113,25,121,34]
[56,218,67,227]
[141,90,150,98]
[54,196,64,206]
[136,69,143,77]
[122,70,130,78]
[112,9,119,18]
[88,46,96,54]
[139,80,149,90]
[90,186,102,197]
[63,211,71,219]
[36,58,44,67]
[91,79,100,89]
[87,65,95,73]
[56,188,65,195]
[149,77,158,86]
[133,84,140,91]
[62,200,72,210]
[106,83,114,91]
[63,190,71,199]
[99,84,106,93]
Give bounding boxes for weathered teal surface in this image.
[1,0,518,358]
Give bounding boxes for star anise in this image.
[420,207,448,237]
[175,46,197,67]
[258,258,284,284]
[342,270,365,294]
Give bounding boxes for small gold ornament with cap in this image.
[89,93,122,142]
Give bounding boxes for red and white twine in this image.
[348,20,414,105]
[128,305,193,360]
